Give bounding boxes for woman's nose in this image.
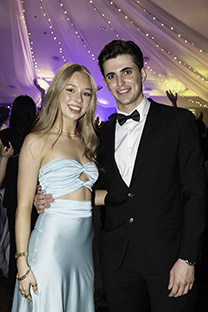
[74,93,82,103]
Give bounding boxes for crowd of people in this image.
[0,39,207,312]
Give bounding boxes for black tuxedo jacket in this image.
[96,100,207,274]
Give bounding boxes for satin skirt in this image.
[12,199,95,312]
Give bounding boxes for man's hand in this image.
[168,258,195,297]
[34,185,54,214]
[166,90,178,107]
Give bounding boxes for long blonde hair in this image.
[32,63,99,163]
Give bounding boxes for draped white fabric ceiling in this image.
[1,0,208,120]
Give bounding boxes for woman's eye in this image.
[84,92,91,97]
[66,88,74,92]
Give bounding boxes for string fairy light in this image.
[38,0,67,63]
[188,99,208,108]
[16,1,208,109]
[21,0,68,83]
[89,0,207,108]
[88,0,123,40]
[89,0,208,85]
[21,1,41,76]
[88,0,178,100]
[88,0,174,81]
[133,0,208,56]
[58,0,97,61]
[106,0,208,86]
[88,1,179,88]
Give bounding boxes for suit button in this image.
[129,218,134,223]
[128,193,134,198]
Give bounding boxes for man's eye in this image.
[124,69,132,75]
[107,74,114,80]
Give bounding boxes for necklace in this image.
[53,126,79,137]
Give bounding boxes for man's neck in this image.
[117,96,145,114]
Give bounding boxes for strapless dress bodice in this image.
[38,158,99,198]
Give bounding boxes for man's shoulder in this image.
[149,99,194,119]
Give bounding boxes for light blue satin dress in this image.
[12,158,98,312]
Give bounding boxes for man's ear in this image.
[141,67,147,82]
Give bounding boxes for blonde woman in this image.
[12,63,106,311]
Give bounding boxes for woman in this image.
[0,97,37,296]
[12,63,106,311]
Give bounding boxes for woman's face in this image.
[59,71,92,121]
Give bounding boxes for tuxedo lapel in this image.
[130,101,162,186]
[103,115,118,172]
[103,115,129,189]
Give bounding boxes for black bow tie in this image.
[117,110,140,126]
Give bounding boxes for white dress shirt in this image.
[115,97,151,186]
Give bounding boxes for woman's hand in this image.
[1,141,14,158]
[0,141,14,186]
[18,267,38,302]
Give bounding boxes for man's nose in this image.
[116,75,124,87]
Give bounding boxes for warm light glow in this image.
[97,98,109,105]
[37,79,50,91]
[104,0,208,87]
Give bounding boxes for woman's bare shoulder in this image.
[24,132,47,147]
[21,133,48,159]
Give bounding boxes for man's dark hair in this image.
[97,40,144,77]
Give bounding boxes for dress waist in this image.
[44,199,92,217]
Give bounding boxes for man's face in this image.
[103,54,146,113]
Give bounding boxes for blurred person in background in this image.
[0,106,11,278]
[0,96,37,298]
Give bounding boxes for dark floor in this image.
[95,281,208,312]
[1,269,208,311]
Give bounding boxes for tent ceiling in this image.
[1,0,208,120]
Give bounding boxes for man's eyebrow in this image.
[105,72,114,78]
[120,67,133,72]
[105,67,133,77]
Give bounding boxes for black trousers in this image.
[101,244,196,312]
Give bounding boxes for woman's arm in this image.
[0,142,14,186]
[94,189,107,206]
[15,134,43,300]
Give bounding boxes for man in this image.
[36,40,207,311]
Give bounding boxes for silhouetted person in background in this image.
[0,96,37,297]
[0,105,11,278]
